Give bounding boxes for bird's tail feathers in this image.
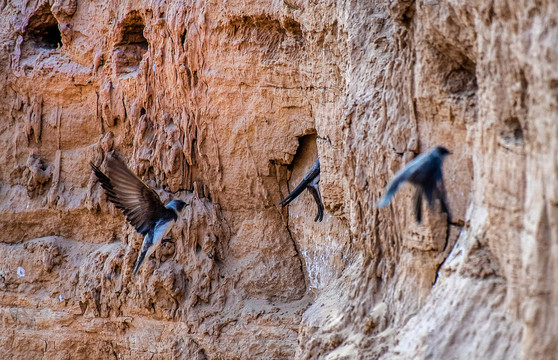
[133,250,147,277]
[133,233,153,277]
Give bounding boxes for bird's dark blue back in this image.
[408,157,442,186]
[409,157,443,205]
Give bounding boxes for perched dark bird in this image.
[280,158,324,222]
[90,155,188,276]
[377,146,452,223]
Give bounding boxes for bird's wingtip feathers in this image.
[133,262,141,277]
[90,161,101,173]
[376,197,390,209]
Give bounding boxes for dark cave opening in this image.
[25,6,62,49]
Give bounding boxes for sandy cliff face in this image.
[0,0,556,358]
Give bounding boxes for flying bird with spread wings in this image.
[377,146,452,223]
[280,158,324,222]
[90,155,188,276]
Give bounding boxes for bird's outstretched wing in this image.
[90,155,168,235]
[279,158,320,207]
[376,153,427,208]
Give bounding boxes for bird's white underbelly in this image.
[146,220,174,258]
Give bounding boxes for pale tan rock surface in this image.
[0,0,555,359]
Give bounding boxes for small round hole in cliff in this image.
[499,117,524,147]
[113,11,148,76]
[444,67,477,95]
[283,17,302,37]
[24,5,62,50]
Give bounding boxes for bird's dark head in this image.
[434,146,452,157]
[167,200,188,213]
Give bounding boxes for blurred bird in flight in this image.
[377,146,451,223]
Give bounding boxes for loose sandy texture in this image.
[0,0,556,359]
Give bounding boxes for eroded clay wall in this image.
[0,0,556,359]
